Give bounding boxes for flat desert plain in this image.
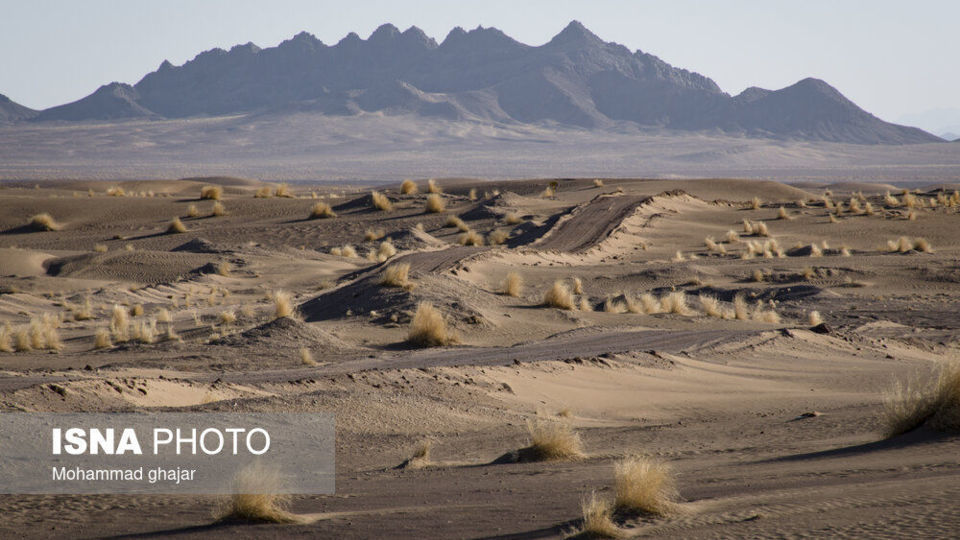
[0,176,958,538]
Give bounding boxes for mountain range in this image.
[1,21,943,144]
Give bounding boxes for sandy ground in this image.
[0,176,958,538]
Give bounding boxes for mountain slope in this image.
[24,21,942,144]
[0,94,38,122]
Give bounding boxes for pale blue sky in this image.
[1,0,956,124]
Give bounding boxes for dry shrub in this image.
[210,201,227,216]
[110,304,130,342]
[543,280,575,310]
[445,215,468,231]
[299,347,317,366]
[752,304,781,323]
[750,196,762,210]
[408,302,455,347]
[93,244,108,253]
[593,178,605,187]
[672,251,685,263]
[93,327,112,349]
[577,492,621,539]
[914,238,933,253]
[133,319,156,344]
[106,186,126,197]
[699,295,723,318]
[458,230,484,246]
[364,228,385,241]
[186,204,200,217]
[254,186,273,198]
[157,308,172,323]
[604,297,626,313]
[907,210,917,221]
[468,188,477,201]
[864,202,875,216]
[503,272,523,297]
[218,462,301,523]
[524,417,584,461]
[380,263,412,288]
[659,292,691,316]
[340,245,358,258]
[427,179,442,194]
[504,213,523,225]
[849,198,862,214]
[167,217,187,234]
[271,290,294,319]
[808,310,823,326]
[29,213,61,231]
[755,222,770,236]
[219,310,236,325]
[840,246,852,257]
[309,202,336,219]
[752,269,765,282]
[541,186,555,198]
[884,191,900,207]
[200,185,222,200]
[579,297,594,312]
[130,304,144,317]
[399,441,432,470]
[425,193,445,213]
[725,230,740,243]
[572,277,584,295]
[400,179,418,194]
[733,295,749,320]
[72,297,94,321]
[809,243,823,257]
[14,329,30,351]
[614,456,679,517]
[882,361,960,438]
[371,190,393,211]
[829,214,839,224]
[487,230,509,245]
[639,293,660,314]
[377,240,397,260]
[274,183,292,198]
[777,206,792,220]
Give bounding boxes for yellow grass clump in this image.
[106,186,126,197]
[660,292,692,316]
[271,290,294,319]
[468,188,478,201]
[218,462,301,524]
[579,297,594,312]
[523,417,584,461]
[93,244,108,253]
[458,230,484,246]
[614,456,679,517]
[543,280,575,310]
[309,202,336,219]
[200,185,222,200]
[577,492,621,539]
[733,295,749,320]
[425,193,445,213]
[377,240,397,261]
[503,272,523,297]
[274,183,293,198]
[110,304,130,342]
[882,361,960,438]
[29,213,62,231]
[884,191,900,207]
[541,186,555,198]
[699,295,724,318]
[186,204,200,218]
[777,206,792,220]
[167,217,187,234]
[380,263,412,288]
[0,324,14,352]
[750,196,762,210]
[370,190,393,212]
[604,297,627,313]
[445,215,469,231]
[219,310,236,325]
[211,201,227,216]
[752,304,781,324]
[364,228,385,241]
[572,277,584,295]
[299,347,317,366]
[400,179,418,194]
[593,178,605,188]
[725,230,740,243]
[427,178,442,194]
[130,304,144,317]
[487,229,509,245]
[808,310,823,326]
[399,441,433,470]
[408,302,455,347]
[254,186,273,198]
[87,325,111,349]
[504,213,523,225]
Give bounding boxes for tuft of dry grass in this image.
[167,217,187,234]
[371,190,393,212]
[884,191,900,207]
[427,179,442,194]
[106,186,126,197]
[487,230,509,245]
[541,186,555,198]
[808,310,823,326]
[659,292,692,316]
[408,302,455,347]
[425,193,445,213]
[504,213,523,225]
[219,310,236,325]
[777,206,792,220]
[364,228,385,241]
[725,230,740,243]
[577,492,621,539]
[200,185,222,200]
[604,297,627,314]
[271,290,294,319]
[72,297,94,320]
[543,280,575,310]
[309,202,336,219]
[186,204,200,218]
[593,178,605,188]
[639,293,660,315]
[579,297,594,312]
[254,186,273,198]
[211,202,227,216]
[380,263,412,288]
[93,244,108,253]
[458,230,485,246]
[274,183,293,198]
[377,240,397,261]
[914,238,933,253]
[445,215,469,231]
[613,456,679,517]
[130,304,144,317]
[29,213,62,231]
[524,417,584,461]
[218,462,301,523]
[110,304,130,342]
[699,295,723,318]
[572,277,584,295]
[752,304,781,324]
[733,295,749,320]
[400,179,418,194]
[299,347,317,366]
[93,327,112,349]
[400,440,433,470]
[882,361,960,438]
[503,272,523,297]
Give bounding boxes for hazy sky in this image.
[2,0,956,124]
